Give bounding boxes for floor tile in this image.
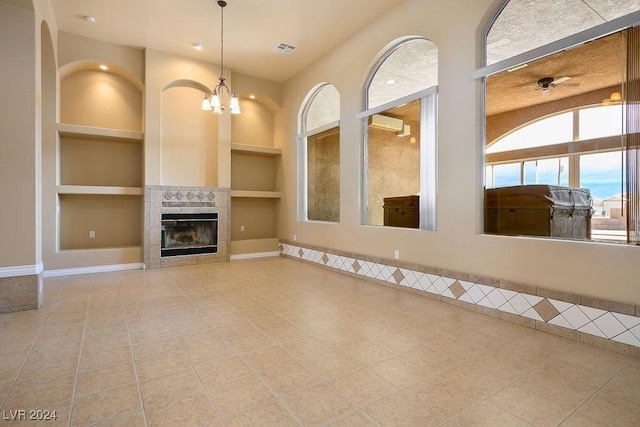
[579,386,640,426]
[242,345,295,371]
[223,400,299,426]
[369,355,433,389]
[4,375,75,409]
[71,383,142,426]
[194,356,253,388]
[340,340,396,366]
[363,391,447,427]
[207,375,275,418]
[259,361,322,397]
[330,368,398,407]
[145,390,219,426]
[75,362,137,398]
[280,336,332,360]
[488,383,576,426]
[139,368,203,407]
[325,410,380,426]
[133,336,183,361]
[452,400,533,426]
[184,341,236,365]
[135,350,191,381]
[303,351,363,381]
[283,383,355,426]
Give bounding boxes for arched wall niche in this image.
[160,79,218,187]
[59,60,143,131]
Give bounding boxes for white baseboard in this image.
[43,263,145,278]
[230,251,280,261]
[0,262,44,278]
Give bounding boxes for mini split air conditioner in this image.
[369,114,404,132]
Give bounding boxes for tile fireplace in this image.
[144,186,230,268]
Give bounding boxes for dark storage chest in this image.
[383,195,419,228]
[485,185,592,239]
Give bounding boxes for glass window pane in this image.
[523,157,568,186]
[492,162,521,188]
[579,105,624,140]
[306,84,340,132]
[366,101,420,226]
[580,151,623,202]
[307,127,340,222]
[368,38,437,109]
[485,165,494,189]
[486,0,638,66]
[487,112,573,154]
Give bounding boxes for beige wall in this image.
[278,0,640,305]
[0,4,37,268]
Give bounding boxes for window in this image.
[359,37,438,230]
[480,0,640,243]
[298,84,340,222]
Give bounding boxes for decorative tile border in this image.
[280,241,640,356]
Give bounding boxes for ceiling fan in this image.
[536,76,580,96]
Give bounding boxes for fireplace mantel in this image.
[144,186,231,269]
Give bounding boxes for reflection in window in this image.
[362,37,438,230]
[486,0,639,66]
[307,127,340,222]
[579,105,623,140]
[298,83,340,223]
[486,112,573,154]
[367,38,437,109]
[524,158,568,186]
[580,151,623,202]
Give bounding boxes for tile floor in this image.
[0,257,638,426]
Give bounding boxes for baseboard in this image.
[0,262,43,278]
[43,263,145,278]
[230,251,280,261]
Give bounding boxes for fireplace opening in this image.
[161,212,218,257]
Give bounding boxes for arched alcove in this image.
[161,81,218,187]
[59,62,143,131]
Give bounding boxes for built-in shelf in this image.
[57,185,143,196]
[231,190,282,199]
[57,123,143,142]
[231,143,281,156]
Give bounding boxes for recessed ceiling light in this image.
[191,42,203,51]
[99,65,108,71]
[83,15,96,24]
[386,79,396,85]
[507,63,528,72]
[249,95,256,99]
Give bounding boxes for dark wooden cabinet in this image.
[485,185,592,239]
[383,195,419,228]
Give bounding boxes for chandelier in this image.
[201,0,241,115]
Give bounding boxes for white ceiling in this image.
[48,0,402,83]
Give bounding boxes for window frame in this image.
[297,83,341,223]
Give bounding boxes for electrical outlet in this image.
[89,231,95,238]
[293,234,297,241]
[240,225,245,232]
[394,249,399,259]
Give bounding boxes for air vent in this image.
[273,42,296,55]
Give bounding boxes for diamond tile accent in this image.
[186,191,195,200]
[391,268,404,284]
[533,299,561,322]
[281,242,640,351]
[449,281,466,299]
[175,191,183,200]
[560,305,591,329]
[592,312,626,338]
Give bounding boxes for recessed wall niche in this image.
[161,85,219,187]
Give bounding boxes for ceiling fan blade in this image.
[551,76,571,85]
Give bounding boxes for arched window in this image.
[479,1,640,242]
[297,84,340,222]
[358,37,438,230]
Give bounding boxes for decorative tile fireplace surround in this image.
[144,186,230,269]
[280,240,640,357]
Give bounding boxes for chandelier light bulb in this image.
[201,96,211,110]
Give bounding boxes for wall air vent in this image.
[273,42,297,55]
[368,114,404,132]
